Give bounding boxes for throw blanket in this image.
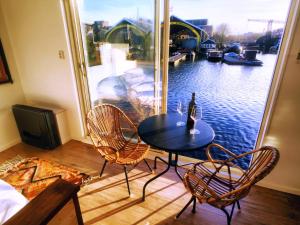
[0,179,28,224]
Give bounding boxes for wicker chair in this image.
[86,104,152,196]
[176,143,280,225]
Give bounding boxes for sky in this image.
[77,0,291,34]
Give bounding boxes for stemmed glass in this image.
[176,101,185,127]
[190,106,202,135]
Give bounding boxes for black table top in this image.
[138,113,215,153]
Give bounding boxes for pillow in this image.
[0,179,28,224]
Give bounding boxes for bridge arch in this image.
[105,24,146,42]
[168,15,210,51]
[170,21,202,44]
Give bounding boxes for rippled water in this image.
[95,54,276,169]
[168,54,277,168]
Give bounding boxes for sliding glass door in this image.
[75,0,162,124]
[66,0,294,170]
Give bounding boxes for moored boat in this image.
[207,50,223,62]
[223,52,263,66]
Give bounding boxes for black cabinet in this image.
[12,104,61,149]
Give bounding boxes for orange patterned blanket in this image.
[0,157,89,200]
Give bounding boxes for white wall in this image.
[260,13,300,195]
[0,0,84,142]
[0,3,26,151]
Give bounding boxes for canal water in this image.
[95,53,276,169]
[168,54,276,169]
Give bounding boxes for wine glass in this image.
[176,101,185,127]
[190,106,202,135]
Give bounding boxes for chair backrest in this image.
[189,145,280,206]
[235,146,280,186]
[245,146,280,185]
[86,104,128,151]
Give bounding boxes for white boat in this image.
[223,52,263,66]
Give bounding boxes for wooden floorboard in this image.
[1,140,299,225]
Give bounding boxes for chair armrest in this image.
[206,143,238,161]
[206,143,240,169]
[4,179,83,225]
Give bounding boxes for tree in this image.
[213,23,230,49]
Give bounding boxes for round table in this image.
[138,113,215,201]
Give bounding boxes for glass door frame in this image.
[62,0,299,149]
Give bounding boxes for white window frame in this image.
[255,0,300,149]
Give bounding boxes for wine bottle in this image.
[187,92,196,129]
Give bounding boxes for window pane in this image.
[77,0,158,123]
[168,0,291,168]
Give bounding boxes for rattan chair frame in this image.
[176,143,280,225]
[86,104,152,195]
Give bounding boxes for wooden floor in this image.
[1,140,300,225]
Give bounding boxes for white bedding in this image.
[0,179,28,224]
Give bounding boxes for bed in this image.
[0,179,28,224]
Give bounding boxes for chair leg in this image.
[176,196,195,219]
[229,203,236,220]
[237,200,241,210]
[143,159,153,173]
[99,160,107,177]
[220,203,236,225]
[192,197,197,213]
[124,166,131,196]
[220,208,231,225]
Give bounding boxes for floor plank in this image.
[0,140,299,225]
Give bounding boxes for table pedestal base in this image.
[142,152,187,201]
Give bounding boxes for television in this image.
[12,104,61,149]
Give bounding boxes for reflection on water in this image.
[168,54,276,168]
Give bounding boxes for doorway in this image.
[64,0,295,169]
